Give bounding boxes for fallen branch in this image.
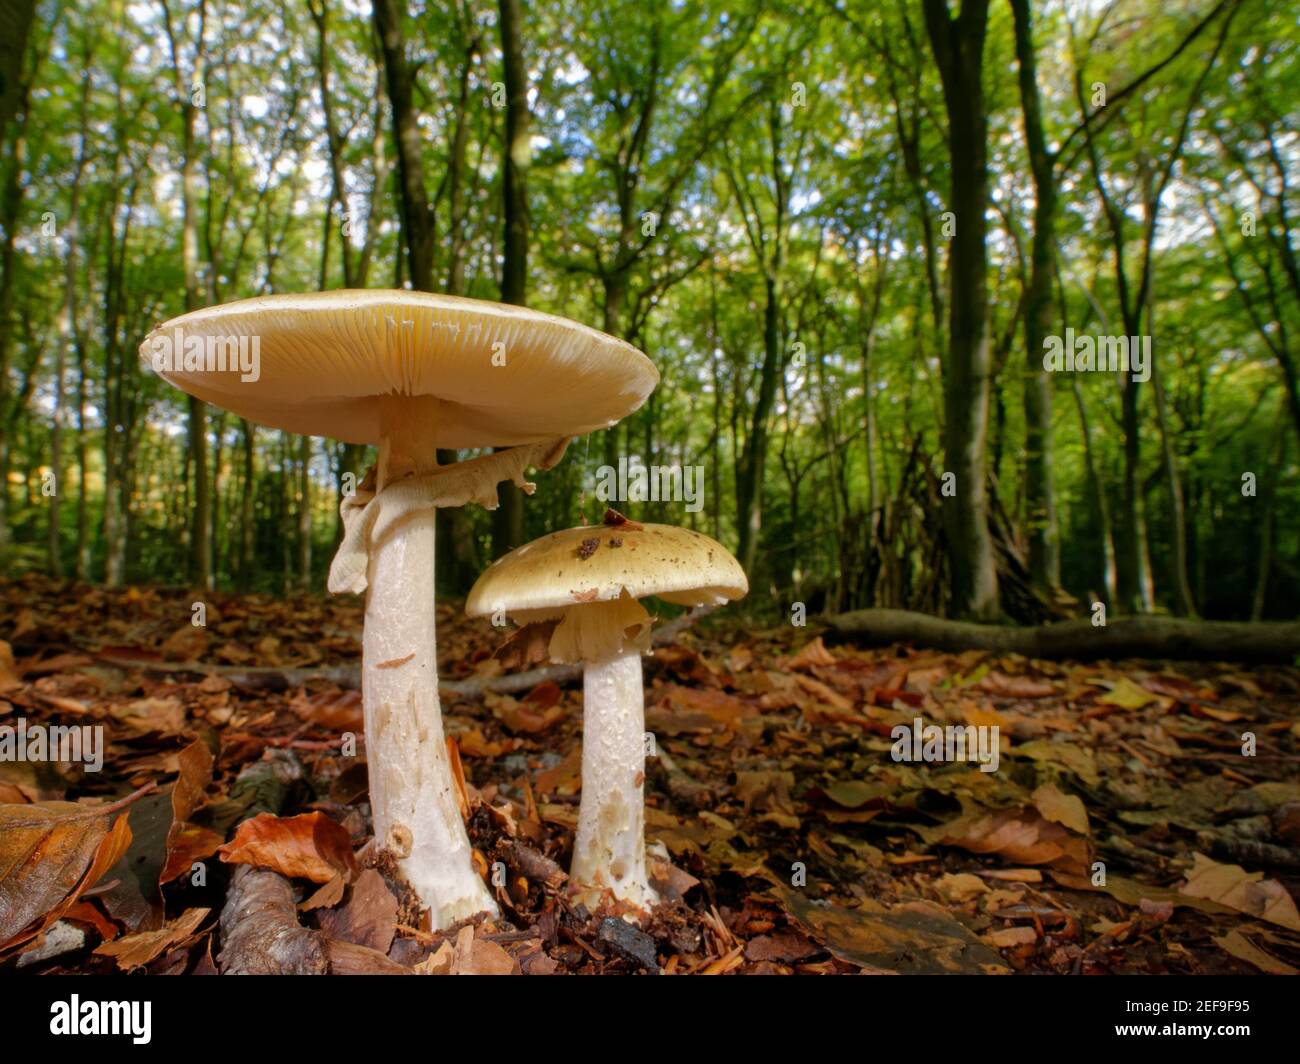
[217,865,327,975]
[92,605,715,695]
[824,609,1300,663]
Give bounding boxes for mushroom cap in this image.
[466,522,748,617]
[139,290,658,447]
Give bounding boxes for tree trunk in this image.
[923,0,999,619]
[0,0,35,144]
[163,0,212,591]
[1251,418,1285,621]
[491,0,531,557]
[1071,376,1117,605]
[1009,0,1060,590]
[735,275,782,575]
[239,419,256,589]
[372,0,435,291]
[297,434,312,590]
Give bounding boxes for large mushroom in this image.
[141,291,657,927]
[466,514,747,912]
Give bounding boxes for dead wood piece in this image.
[91,605,716,696]
[825,609,1300,664]
[217,865,327,975]
[503,840,566,889]
[1208,837,1300,874]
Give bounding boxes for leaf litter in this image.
[1,573,1298,974]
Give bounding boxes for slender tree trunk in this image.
[735,274,783,574]
[297,434,312,590]
[48,336,65,578]
[1251,416,1285,621]
[163,0,212,590]
[0,0,35,143]
[372,0,435,290]
[75,341,90,579]
[491,0,530,556]
[239,419,256,589]
[923,0,999,619]
[1071,376,1117,605]
[1009,0,1060,590]
[1145,276,1196,617]
[0,93,28,555]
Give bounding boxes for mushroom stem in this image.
[364,397,498,927]
[571,648,659,911]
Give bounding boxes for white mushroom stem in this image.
[571,648,659,911]
[363,396,497,928]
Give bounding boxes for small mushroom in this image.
[466,521,747,912]
[141,290,656,928]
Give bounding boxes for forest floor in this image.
[2,572,1298,976]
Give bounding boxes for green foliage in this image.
[0,0,1295,620]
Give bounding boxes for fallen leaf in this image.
[923,805,1089,874]
[493,620,558,671]
[745,930,821,963]
[776,887,1008,974]
[218,812,358,884]
[93,907,208,970]
[159,822,223,885]
[0,642,23,691]
[1213,928,1299,975]
[978,672,1056,699]
[451,925,518,975]
[291,689,363,731]
[935,873,989,902]
[413,940,455,974]
[786,637,837,670]
[987,925,1038,948]
[1032,782,1090,835]
[0,795,137,951]
[317,869,397,954]
[1179,854,1300,932]
[1096,676,1156,711]
[534,748,581,796]
[161,624,207,661]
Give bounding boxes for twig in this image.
[0,781,157,830]
[89,605,717,698]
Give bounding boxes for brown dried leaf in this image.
[1032,782,1090,836]
[0,641,24,691]
[0,804,133,955]
[1179,854,1300,932]
[93,906,209,970]
[924,806,1089,875]
[786,636,837,671]
[317,869,398,954]
[218,812,358,884]
[160,624,207,662]
[776,887,1008,974]
[493,620,558,671]
[451,925,519,975]
[291,689,363,731]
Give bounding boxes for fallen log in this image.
[824,609,1300,663]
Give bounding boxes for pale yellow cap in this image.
[140,290,658,447]
[466,522,748,617]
